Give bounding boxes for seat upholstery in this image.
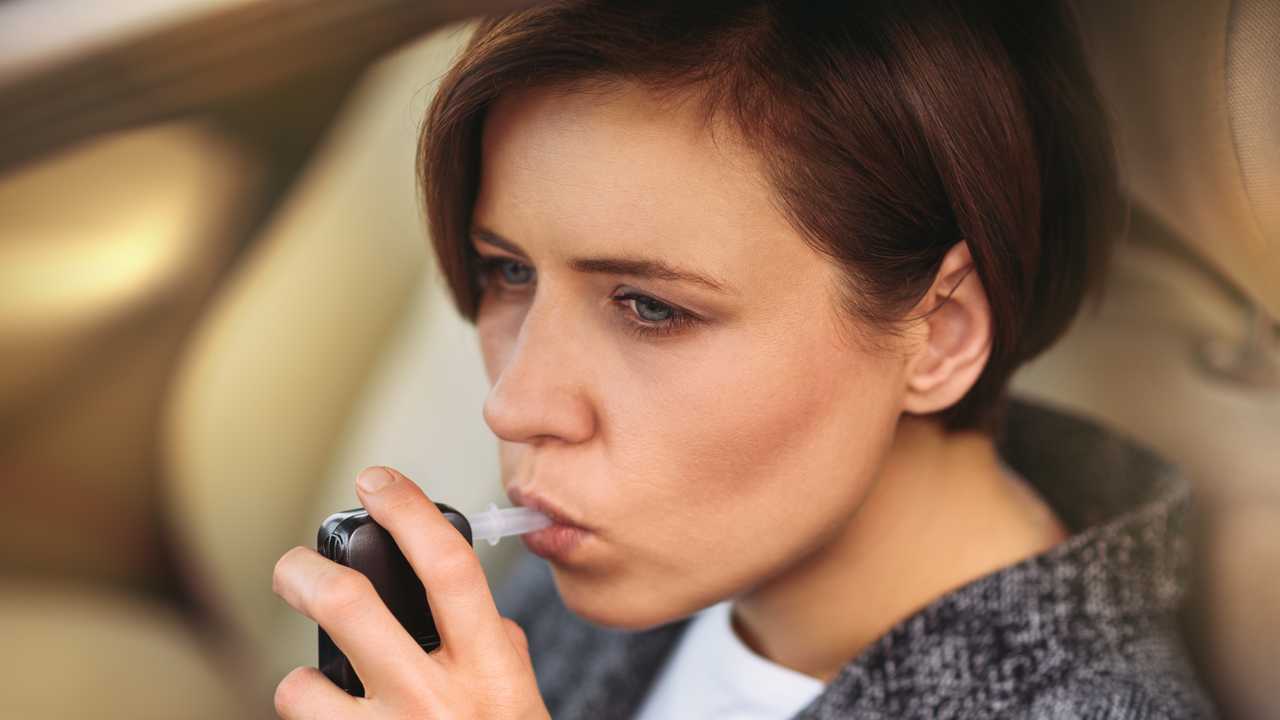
[1074,0,1279,318]
[160,24,508,710]
[0,580,247,719]
[0,122,257,591]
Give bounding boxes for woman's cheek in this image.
[475,304,521,384]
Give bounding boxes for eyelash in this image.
[474,257,700,340]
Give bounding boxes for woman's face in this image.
[472,80,911,629]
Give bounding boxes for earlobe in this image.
[901,242,994,416]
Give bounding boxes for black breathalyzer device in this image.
[316,503,472,696]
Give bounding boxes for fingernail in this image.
[357,467,394,493]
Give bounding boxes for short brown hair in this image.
[418,0,1119,434]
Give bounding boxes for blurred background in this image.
[0,0,1276,718]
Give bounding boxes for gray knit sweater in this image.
[494,396,1219,718]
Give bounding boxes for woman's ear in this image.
[900,240,993,416]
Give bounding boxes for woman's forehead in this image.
[480,82,766,205]
[474,82,819,290]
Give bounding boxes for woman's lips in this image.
[507,486,591,531]
[507,486,593,561]
[520,523,589,561]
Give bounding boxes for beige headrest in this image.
[1076,0,1279,316]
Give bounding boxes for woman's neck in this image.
[729,413,1070,683]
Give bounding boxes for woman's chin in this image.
[549,569,698,630]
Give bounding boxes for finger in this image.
[274,666,365,720]
[502,617,530,658]
[273,546,444,696]
[355,466,511,663]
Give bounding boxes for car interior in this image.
[0,0,1275,718]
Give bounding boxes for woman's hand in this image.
[271,466,550,720]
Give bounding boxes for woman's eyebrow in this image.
[470,227,733,295]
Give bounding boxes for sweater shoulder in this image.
[1020,646,1218,720]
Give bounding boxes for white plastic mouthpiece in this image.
[467,503,554,546]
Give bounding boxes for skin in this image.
[472,80,1070,681]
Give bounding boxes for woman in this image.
[270,1,1218,718]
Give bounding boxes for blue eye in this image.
[477,258,534,290]
[612,292,700,340]
[499,261,533,285]
[632,295,673,322]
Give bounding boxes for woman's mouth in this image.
[520,522,590,561]
[507,486,593,561]
[507,486,589,527]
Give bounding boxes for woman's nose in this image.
[481,304,596,446]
